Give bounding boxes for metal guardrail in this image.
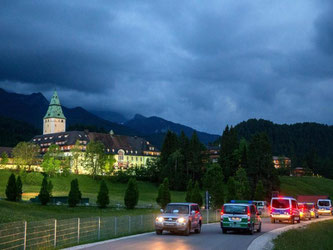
[0,209,221,249]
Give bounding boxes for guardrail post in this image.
[114,217,117,236]
[54,219,57,248]
[128,216,131,233]
[23,221,27,250]
[98,217,101,240]
[77,218,80,244]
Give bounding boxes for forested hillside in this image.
[0,116,40,147]
[234,119,333,179]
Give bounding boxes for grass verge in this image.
[273,219,333,250]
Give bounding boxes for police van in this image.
[270,196,300,224]
[220,200,262,234]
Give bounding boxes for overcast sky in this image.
[1,0,333,134]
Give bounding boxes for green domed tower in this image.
[43,91,66,134]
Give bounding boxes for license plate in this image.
[232,217,240,221]
[164,222,175,226]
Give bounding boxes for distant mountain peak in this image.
[133,114,146,120]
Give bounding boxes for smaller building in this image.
[205,145,220,163]
[272,156,291,169]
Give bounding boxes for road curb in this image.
[247,216,333,250]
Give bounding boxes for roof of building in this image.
[32,131,88,147]
[44,91,66,119]
[0,147,13,157]
[88,132,159,155]
[273,156,291,160]
[31,131,160,156]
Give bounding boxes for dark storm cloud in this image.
[0,0,333,134]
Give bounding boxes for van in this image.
[317,199,332,216]
[270,196,300,224]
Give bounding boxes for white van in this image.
[270,196,301,224]
[317,199,332,215]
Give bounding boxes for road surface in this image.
[80,218,291,250]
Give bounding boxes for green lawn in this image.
[0,200,159,223]
[1,169,333,224]
[0,170,185,205]
[273,219,333,250]
[279,176,333,197]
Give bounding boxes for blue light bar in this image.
[230,200,253,204]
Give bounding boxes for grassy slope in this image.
[0,170,185,205]
[1,170,333,223]
[273,219,333,250]
[279,176,333,197]
[0,200,158,223]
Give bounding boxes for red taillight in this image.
[220,211,224,215]
[289,208,293,214]
[247,207,251,221]
[221,206,224,215]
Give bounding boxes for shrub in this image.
[97,180,110,208]
[124,178,139,209]
[156,178,171,209]
[192,181,203,207]
[5,174,17,201]
[68,179,82,207]
[185,179,193,202]
[38,176,50,205]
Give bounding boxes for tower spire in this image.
[43,90,66,134]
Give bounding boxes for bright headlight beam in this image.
[177,217,185,223]
[156,217,164,223]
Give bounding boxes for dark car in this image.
[298,203,311,220]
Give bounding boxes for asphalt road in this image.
[81,218,291,250]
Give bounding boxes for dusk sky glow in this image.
[1,0,333,134]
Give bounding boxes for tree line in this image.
[151,126,279,208]
[5,173,140,209]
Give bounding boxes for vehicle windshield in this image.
[318,201,330,206]
[272,199,290,209]
[165,205,189,214]
[223,205,248,214]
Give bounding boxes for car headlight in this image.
[156,217,164,223]
[177,217,186,223]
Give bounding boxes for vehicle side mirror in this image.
[191,210,196,215]
[160,209,164,213]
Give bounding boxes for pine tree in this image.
[38,176,50,205]
[254,180,265,201]
[226,177,236,203]
[185,179,193,202]
[192,181,203,207]
[5,173,17,201]
[234,168,251,200]
[203,163,224,209]
[156,178,171,209]
[124,178,139,209]
[219,126,239,180]
[160,131,179,182]
[68,179,82,207]
[16,176,23,201]
[97,180,110,208]
[248,132,279,196]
